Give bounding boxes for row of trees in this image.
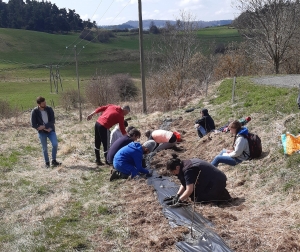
[0,0,96,33]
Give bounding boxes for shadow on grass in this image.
[65,165,106,172]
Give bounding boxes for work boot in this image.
[95,159,105,166]
[51,160,62,167]
[110,170,120,181]
[45,162,50,168]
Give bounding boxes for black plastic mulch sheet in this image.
[147,173,232,252]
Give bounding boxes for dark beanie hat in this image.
[202,108,209,116]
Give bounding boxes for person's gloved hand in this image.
[164,194,180,205]
[163,194,180,202]
[168,199,187,208]
[194,123,199,129]
[145,169,153,178]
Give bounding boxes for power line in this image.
[75,0,117,52]
[78,0,132,55]
[64,0,105,50]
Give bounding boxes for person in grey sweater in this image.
[211,120,250,167]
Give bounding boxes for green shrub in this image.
[111,73,138,101]
[79,29,94,41]
[85,73,119,106]
[0,99,18,119]
[97,30,115,43]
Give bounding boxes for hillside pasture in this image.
[0,78,300,251]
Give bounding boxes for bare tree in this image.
[233,0,300,74]
[189,53,216,97]
[148,11,199,91]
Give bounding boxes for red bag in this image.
[173,131,181,142]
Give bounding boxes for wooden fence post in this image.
[232,76,236,103]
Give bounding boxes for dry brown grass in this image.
[0,84,299,251]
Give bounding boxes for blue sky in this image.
[4,0,240,25]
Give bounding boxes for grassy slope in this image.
[196,26,242,52]
[0,78,300,251]
[0,26,241,109]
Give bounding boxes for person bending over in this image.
[110,142,153,181]
[86,104,130,166]
[211,120,250,167]
[106,128,141,165]
[164,154,231,206]
[144,129,177,152]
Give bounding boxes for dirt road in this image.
[252,74,300,88]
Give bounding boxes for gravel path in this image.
[251,74,300,88]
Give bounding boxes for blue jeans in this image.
[211,149,242,167]
[38,131,58,163]
[197,126,207,138]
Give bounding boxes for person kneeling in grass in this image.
[164,153,231,207]
[110,142,155,181]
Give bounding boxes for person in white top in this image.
[211,120,250,167]
[110,120,128,146]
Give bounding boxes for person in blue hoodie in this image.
[211,120,250,167]
[106,128,141,164]
[110,142,152,181]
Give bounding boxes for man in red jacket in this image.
[87,104,130,165]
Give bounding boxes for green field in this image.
[0,26,242,109]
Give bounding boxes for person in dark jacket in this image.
[194,108,215,138]
[30,96,61,168]
[164,154,231,206]
[106,128,141,164]
[110,142,152,181]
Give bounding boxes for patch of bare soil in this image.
[87,106,300,251]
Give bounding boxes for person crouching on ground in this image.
[164,153,231,206]
[194,108,215,138]
[211,120,250,167]
[145,129,177,152]
[110,142,153,181]
[106,128,141,165]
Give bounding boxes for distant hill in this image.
[99,23,135,30]
[99,19,232,30]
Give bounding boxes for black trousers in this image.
[94,122,110,162]
[192,179,231,203]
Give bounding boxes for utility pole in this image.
[138,0,147,114]
[74,45,82,121]
[232,76,236,103]
[49,65,53,93]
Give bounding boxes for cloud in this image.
[215,8,232,16]
[81,14,89,20]
[179,0,200,7]
[115,0,137,5]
